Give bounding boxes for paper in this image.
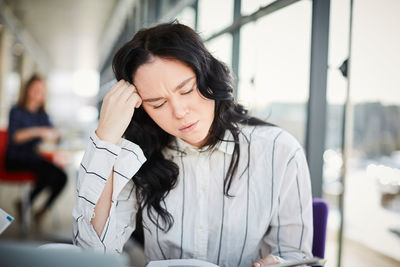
[146,259,219,267]
[0,208,14,235]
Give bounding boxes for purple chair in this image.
[312,198,329,259]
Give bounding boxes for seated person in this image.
[73,23,313,267]
[5,74,67,224]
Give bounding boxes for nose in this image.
[171,100,188,119]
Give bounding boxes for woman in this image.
[5,75,67,224]
[73,22,313,267]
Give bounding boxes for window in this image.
[205,34,233,69]
[241,0,276,16]
[197,0,233,38]
[324,0,400,264]
[175,5,196,29]
[238,0,312,145]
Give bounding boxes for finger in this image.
[125,84,138,97]
[135,94,142,108]
[127,91,142,108]
[106,80,130,99]
[113,80,132,98]
[103,83,122,101]
[119,83,136,100]
[131,84,139,94]
[108,80,126,95]
[113,81,138,103]
[257,255,280,266]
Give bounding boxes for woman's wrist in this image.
[34,127,42,138]
[95,128,120,144]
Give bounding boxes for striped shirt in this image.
[72,125,313,267]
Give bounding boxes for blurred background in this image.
[0,0,399,267]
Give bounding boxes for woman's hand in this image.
[39,127,60,141]
[252,254,280,267]
[96,80,142,144]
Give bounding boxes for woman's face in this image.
[134,57,215,148]
[27,79,46,108]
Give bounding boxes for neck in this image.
[25,101,40,112]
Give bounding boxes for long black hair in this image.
[112,22,270,231]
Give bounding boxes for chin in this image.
[192,134,210,147]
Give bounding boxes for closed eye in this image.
[153,85,194,109]
[153,101,166,109]
[182,87,194,95]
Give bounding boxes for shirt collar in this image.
[216,130,235,155]
[168,130,235,156]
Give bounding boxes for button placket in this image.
[194,152,209,260]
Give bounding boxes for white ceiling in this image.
[5,0,118,71]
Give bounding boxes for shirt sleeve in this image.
[7,107,22,143]
[72,132,146,254]
[263,147,313,261]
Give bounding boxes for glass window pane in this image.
[241,0,276,15]
[325,0,400,265]
[206,34,232,69]
[238,0,312,145]
[348,0,400,261]
[323,0,351,265]
[197,0,233,38]
[175,6,196,29]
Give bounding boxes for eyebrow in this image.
[141,76,195,102]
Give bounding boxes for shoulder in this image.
[239,124,303,157]
[10,105,21,114]
[9,105,25,118]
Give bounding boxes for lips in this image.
[179,120,199,132]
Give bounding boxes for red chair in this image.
[0,129,36,234]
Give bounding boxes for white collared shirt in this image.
[72,125,313,267]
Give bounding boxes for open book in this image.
[146,257,325,267]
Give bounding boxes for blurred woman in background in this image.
[5,74,67,225]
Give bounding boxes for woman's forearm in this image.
[13,127,42,144]
[91,172,114,237]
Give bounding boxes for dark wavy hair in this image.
[112,22,270,231]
